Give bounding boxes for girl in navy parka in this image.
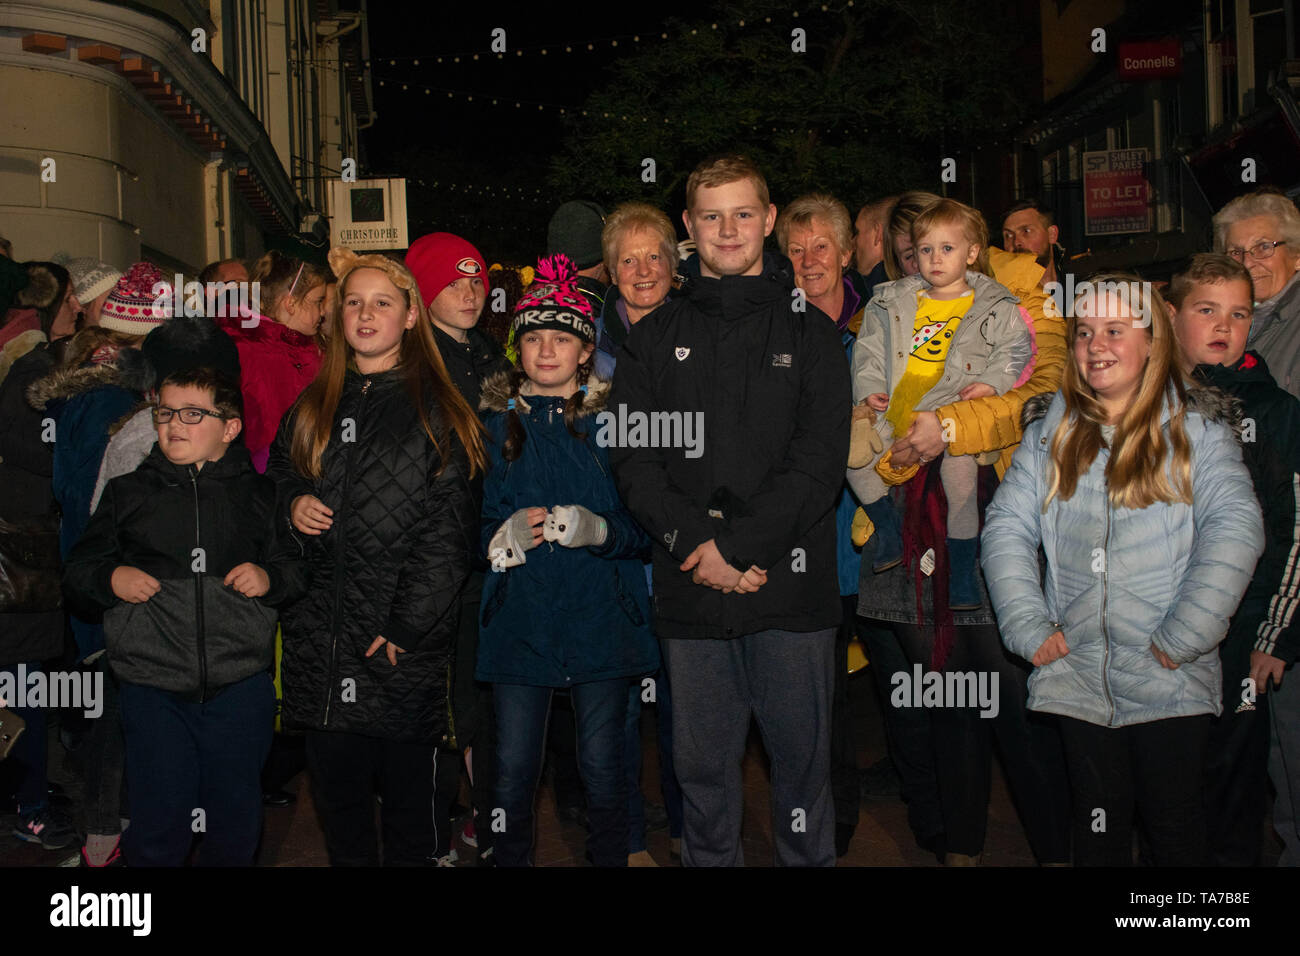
[476,255,659,868]
[981,274,1264,866]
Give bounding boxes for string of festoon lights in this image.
[371,76,874,137]
[408,179,549,204]
[285,3,860,67]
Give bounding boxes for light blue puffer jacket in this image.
[981,387,1264,728]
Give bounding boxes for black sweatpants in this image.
[306,730,435,866]
[889,622,1071,862]
[1059,714,1211,867]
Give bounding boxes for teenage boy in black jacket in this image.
[64,367,307,866]
[1169,253,1300,865]
[610,155,850,866]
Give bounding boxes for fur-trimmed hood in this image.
[478,371,611,418]
[26,346,153,410]
[1021,383,1245,436]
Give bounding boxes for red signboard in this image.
[1118,38,1182,80]
[1084,149,1152,236]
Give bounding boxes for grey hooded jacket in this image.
[851,270,1033,453]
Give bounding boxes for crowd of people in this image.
[1,154,1299,868]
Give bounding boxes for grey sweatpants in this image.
[662,628,836,867]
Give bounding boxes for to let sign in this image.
[1117,38,1182,80]
[1083,149,1152,236]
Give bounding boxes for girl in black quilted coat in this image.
[267,248,487,866]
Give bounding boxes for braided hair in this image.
[502,356,595,462]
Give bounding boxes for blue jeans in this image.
[626,663,683,852]
[493,678,628,866]
[119,671,274,866]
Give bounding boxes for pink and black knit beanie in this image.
[510,254,596,343]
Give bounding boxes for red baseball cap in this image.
[404,232,490,307]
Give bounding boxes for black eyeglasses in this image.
[152,405,225,425]
[1226,240,1287,262]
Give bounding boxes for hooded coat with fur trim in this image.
[981,387,1265,727]
[475,373,659,687]
[27,345,153,659]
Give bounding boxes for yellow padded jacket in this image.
[933,248,1066,477]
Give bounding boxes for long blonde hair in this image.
[1044,272,1192,511]
[288,251,487,481]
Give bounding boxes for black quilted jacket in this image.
[266,367,478,744]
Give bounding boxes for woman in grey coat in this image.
[982,274,1265,865]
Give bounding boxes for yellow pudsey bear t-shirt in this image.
[885,291,974,438]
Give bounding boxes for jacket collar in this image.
[27,346,153,410]
[1248,272,1300,345]
[1194,349,1274,387]
[217,312,319,350]
[870,270,1018,315]
[677,251,795,316]
[140,440,255,481]
[1024,381,1242,434]
[478,370,610,418]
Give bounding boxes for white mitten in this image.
[543,505,607,548]
[488,509,541,572]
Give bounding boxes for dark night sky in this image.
[359,1,723,260]
[361,1,700,162]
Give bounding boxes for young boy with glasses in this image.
[64,367,307,866]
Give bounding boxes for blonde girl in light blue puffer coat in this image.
[981,274,1264,866]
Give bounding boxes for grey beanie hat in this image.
[54,254,123,305]
[546,200,607,270]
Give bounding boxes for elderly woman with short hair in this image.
[1213,187,1300,868]
[594,202,679,381]
[775,192,871,856]
[776,192,865,333]
[1213,190,1300,397]
[598,200,683,865]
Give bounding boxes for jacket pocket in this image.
[612,567,645,627]
[481,573,508,628]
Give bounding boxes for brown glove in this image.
[848,403,884,469]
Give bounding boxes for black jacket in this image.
[609,252,850,639]
[63,443,308,699]
[267,367,478,744]
[0,342,64,665]
[1197,352,1300,676]
[434,324,511,411]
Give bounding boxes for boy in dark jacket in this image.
[610,155,850,866]
[64,367,307,866]
[1169,253,1300,865]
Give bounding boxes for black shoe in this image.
[859,755,901,799]
[262,790,295,808]
[835,823,855,858]
[916,830,947,864]
[13,807,81,850]
[643,800,670,832]
[555,804,588,828]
